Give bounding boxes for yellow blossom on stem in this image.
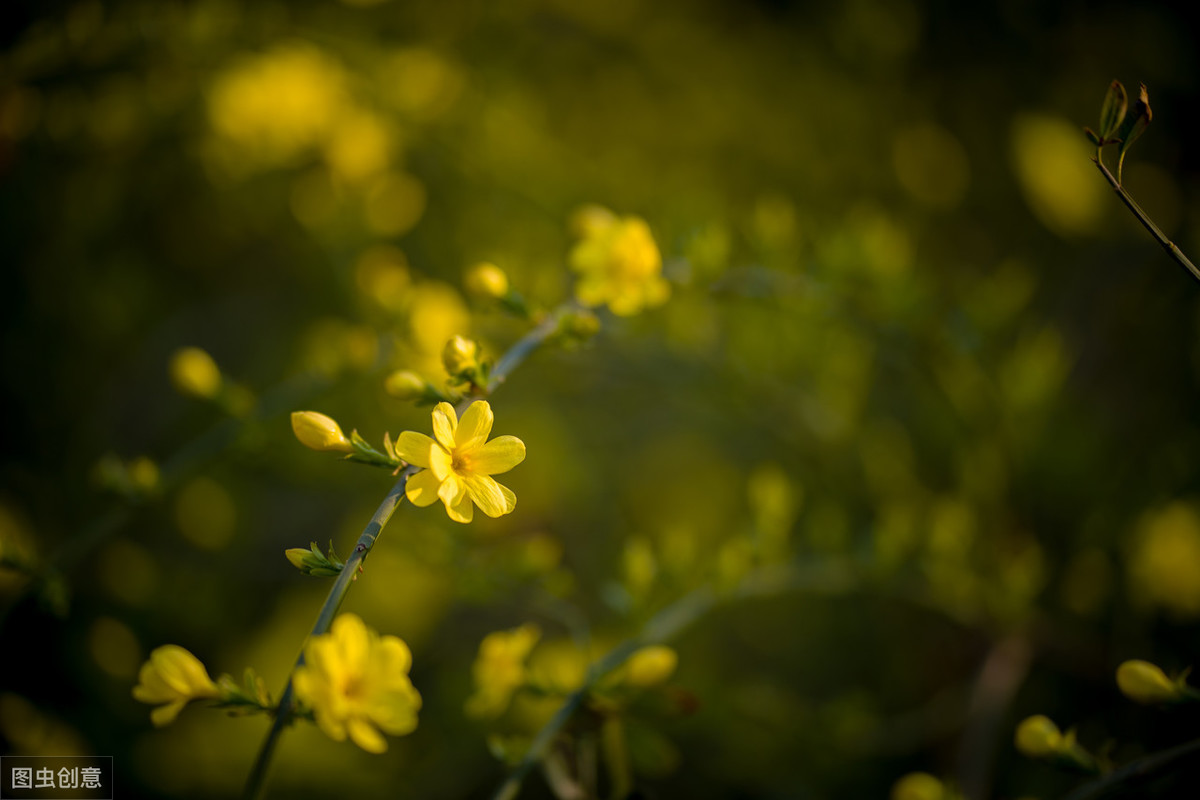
[466,623,541,719]
[132,645,221,727]
[292,613,421,753]
[291,411,353,453]
[395,401,526,523]
[569,209,668,316]
[1117,659,1186,704]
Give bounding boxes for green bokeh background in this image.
[4,0,1200,797]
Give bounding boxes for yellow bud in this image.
[1014,714,1063,759]
[384,369,428,400]
[464,262,510,299]
[169,347,222,399]
[625,645,678,688]
[442,335,480,376]
[891,772,946,800]
[290,411,353,453]
[285,548,311,570]
[1117,659,1183,704]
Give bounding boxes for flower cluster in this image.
[293,613,422,753]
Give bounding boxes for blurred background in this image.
[3,0,1200,797]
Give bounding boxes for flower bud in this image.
[1014,715,1063,759]
[442,335,481,377]
[384,370,429,401]
[169,347,222,399]
[285,548,311,571]
[291,411,353,453]
[464,262,510,299]
[625,645,678,688]
[1117,659,1184,704]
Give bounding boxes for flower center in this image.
[452,452,470,473]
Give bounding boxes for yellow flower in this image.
[131,645,221,727]
[1014,714,1062,759]
[169,347,222,399]
[395,401,526,523]
[292,613,421,753]
[465,623,541,719]
[464,262,510,299]
[623,645,678,688]
[1117,659,1184,704]
[569,210,668,316]
[291,411,353,453]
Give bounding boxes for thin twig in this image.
[1062,735,1200,800]
[243,305,567,799]
[1092,153,1200,284]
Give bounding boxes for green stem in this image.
[243,304,567,799]
[1092,152,1200,283]
[242,471,412,800]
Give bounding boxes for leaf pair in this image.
[1085,80,1152,183]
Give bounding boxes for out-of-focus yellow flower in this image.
[464,262,510,299]
[891,772,949,800]
[623,645,677,688]
[1117,659,1186,704]
[1129,503,1200,617]
[569,208,668,316]
[442,335,481,377]
[384,369,428,401]
[169,347,222,399]
[292,613,421,753]
[466,623,541,719]
[291,411,353,454]
[126,457,160,493]
[1014,714,1062,758]
[208,44,348,166]
[395,401,525,523]
[131,645,221,727]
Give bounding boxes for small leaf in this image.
[1115,83,1152,183]
[1098,79,1127,140]
[1084,127,1100,146]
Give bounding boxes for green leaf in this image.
[1115,83,1152,183]
[1098,79,1127,141]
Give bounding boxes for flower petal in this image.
[446,491,474,523]
[468,436,526,475]
[438,473,466,508]
[347,718,388,753]
[150,700,187,727]
[455,401,494,449]
[393,432,435,468]
[431,402,457,450]
[430,443,454,482]
[498,482,516,514]
[405,469,441,507]
[463,474,509,518]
